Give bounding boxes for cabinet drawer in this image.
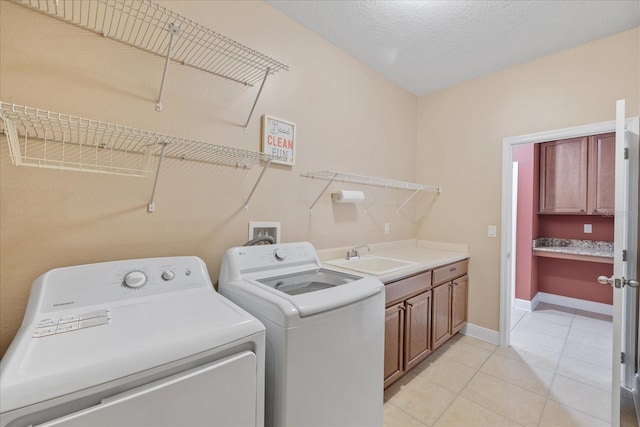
[385,271,432,306]
[433,260,468,285]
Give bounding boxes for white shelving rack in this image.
[0,102,285,211]
[11,0,289,128]
[300,170,441,212]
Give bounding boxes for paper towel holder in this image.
[331,190,365,204]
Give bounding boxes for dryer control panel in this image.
[25,257,211,318]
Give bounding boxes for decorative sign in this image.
[261,115,296,166]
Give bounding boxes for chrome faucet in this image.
[346,244,370,260]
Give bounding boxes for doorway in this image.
[499,112,640,425]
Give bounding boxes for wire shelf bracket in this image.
[12,0,289,127]
[300,170,441,213]
[0,102,285,212]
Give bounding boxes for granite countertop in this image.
[317,239,470,283]
[533,238,614,259]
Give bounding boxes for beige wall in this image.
[0,1,418,356]
[1,0,638,358]
[416,28,640,332]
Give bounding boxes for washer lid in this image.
[257,268,361,295]
[252,268,383,316]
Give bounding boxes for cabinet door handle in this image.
[449,267,457,272]
[407,302,414,308]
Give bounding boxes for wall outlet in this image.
[488,225,497,238]
[249,221,281,243]
[584,224,592,234]
[384,223,390,234]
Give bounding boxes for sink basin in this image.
[325,256,419,276]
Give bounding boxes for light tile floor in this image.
[384,302,639,427]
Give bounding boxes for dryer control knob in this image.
[161,270,175,281]
[273,249,286,261]
[124,271,147,288]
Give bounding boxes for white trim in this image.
[461,323,500,345]
[503,120,616,145]
[536,292,613,316]
[514,295,540,312]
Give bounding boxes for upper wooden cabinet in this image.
[539,137,589,214]
[588,133,616,215]
[539,133,615,214]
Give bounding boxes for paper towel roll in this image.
[331,190,365,203]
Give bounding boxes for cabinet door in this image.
[451,275,468,334]
[539,137,588,213]
[404,290,432,371]
[588,133,615,215]
[431,283,452,350]
[384,302,405,388]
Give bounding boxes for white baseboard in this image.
[514,294,540,312]
[537,292,613,316]
[512,292,612,316]
[461,323,500,345]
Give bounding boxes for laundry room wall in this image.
[0,0,419,356]
[416,28,640,334]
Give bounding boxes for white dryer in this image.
[219,242,384,427]
[0,256,265,427]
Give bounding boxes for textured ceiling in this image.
[267,0,640,96]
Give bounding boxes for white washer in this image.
[219,242,384,427]
[0,256,265,427]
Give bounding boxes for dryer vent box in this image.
[249,222,281,243]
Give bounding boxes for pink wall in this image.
[513,144,539,300]
[538,215,614,241]
[537,257,613,304]
[514,143,613,305]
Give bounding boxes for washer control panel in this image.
[234,242,320,273]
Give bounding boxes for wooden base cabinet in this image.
[431,260,469,351]
[383,271,432,388]
[451,275,468,334]
[431,282,452,350]
[384,302,405,387]
[405,290,433,371]
[383,259,468,388]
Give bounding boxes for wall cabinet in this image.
[383,259,468,388]
[588,133,616,215]
[539,133,615,214]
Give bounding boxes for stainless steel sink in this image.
[325,256,419,276]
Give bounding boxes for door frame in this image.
[499,115,640,422]
[499,119,620,346]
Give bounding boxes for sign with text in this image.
[261,115,295,166]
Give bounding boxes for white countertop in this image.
[318,239,470,283]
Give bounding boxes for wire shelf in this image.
[12,0,288,87]
[301,170,441,212]
[301,170,440,192]
[0,102,278,177]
